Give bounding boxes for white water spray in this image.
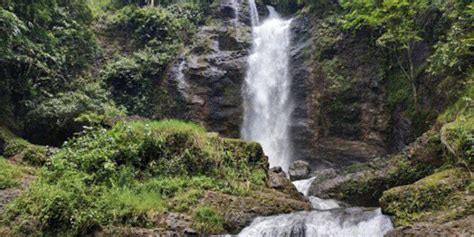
[241,4,294,171]
[237,208,394,237]
[247,0,259,26]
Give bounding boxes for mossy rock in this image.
[310,129,446,206]
[380,168,471,226]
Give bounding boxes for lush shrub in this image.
[102,49,172,117]
[24,81,124,146]
[101,5,204,118]
[108,5,196,48]
[2,120,268,235]
[0,1,100,140]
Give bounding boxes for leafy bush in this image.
[0,0,100,139]
[24,81,124,146]
[102,49,172,117]
[108,5,196,48]
[0,127,49,166]
[101,4,202,117]
[2,120,268,235]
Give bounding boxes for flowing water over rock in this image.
[241,4,294,171]
[292,177,315,196]
[235,177,393,236]
[237,208,393,237]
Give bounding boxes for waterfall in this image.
[176,60,188,92]
[247,0,259,26]
[236,3,394,236]
[241,5,294,171]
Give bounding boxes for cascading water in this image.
[292,177,315,196]
[247,0,259,26]
[237,2,393,236]
[235,177,393,236]
[241,3,294,171]
[237,208,394,237]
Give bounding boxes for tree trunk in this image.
[150,0,155,7]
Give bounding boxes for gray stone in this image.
[288,160,312,181]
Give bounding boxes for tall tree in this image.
[341,0,430,111]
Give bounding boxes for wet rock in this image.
[269,166,303,200]
[308,130,447,207]
[166,2,253,138]
[202,190,310,233]
[288,15,390,170]
[288,160,311,181]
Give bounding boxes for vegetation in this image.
[380,168,472,225]
[1,120,268,236]
[0,127,49,166]
[0,158,29,190]
[0,0,472,235]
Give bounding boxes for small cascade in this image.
[309,196,341,210]
[292,177,315,196]
[237,208,394,237]
[247,0,259,26]
[172,58,190,100]
[241,6,294,171]
[176,60,188,92]
[235,176,393,236]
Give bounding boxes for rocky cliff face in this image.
[166,0,255,138]
[166,3,391,171]
[165,3,390,173]
[289,15,390,170]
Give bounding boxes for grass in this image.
[192,205,225,234]
[1,120,268,236]
[0,157,23,189]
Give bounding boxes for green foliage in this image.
[102,49,172,117]
[428,2,473,76]
[0,0,102,142]
[0,158,23,190]
[1,120,268,235]
[102,5,201,117]
[0,126,49,166]
[439,82,474,165]
[25,81,124,146]
[192,205,225,234]
[108,5,197,48]
[261,0,336,15]
[380,168,470,225]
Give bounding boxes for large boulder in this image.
[288,160,311,181]
[307,130,446,207]
[269,166,304,200]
